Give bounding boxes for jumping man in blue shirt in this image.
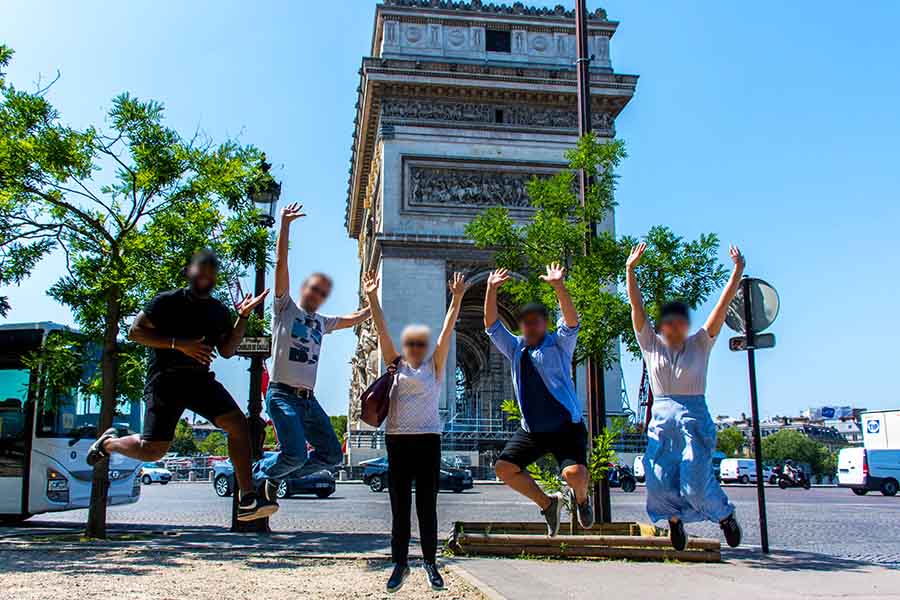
[484,263,591,537]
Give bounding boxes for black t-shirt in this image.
[519,345,571,433]
[143,288,231,379]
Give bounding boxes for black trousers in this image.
[385,433,441,564]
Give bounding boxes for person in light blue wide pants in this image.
[644,395,733,524]
[625,242,747,550]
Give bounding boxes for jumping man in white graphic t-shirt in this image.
[252,202,370,510]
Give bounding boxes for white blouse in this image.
[385,357,442,435]
[635,319,716,397]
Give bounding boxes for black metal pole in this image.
[575,0,610,524]
[742,276,769,553]
[231,250,270,533]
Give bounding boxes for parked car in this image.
[360,456,474,493]
[140,461,172,485]
[719,458,773,484]
[837,447,900,497]
[212,453,336,499]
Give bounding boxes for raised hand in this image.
[486,268,510,289]
[280,202,306,225]
[363,271,380,297]
[448,272,466,298]
[539,262,566,288]
[626,242,646,271]
[236,289,270,318]
[175,338,215,366]
[729,244,746,271]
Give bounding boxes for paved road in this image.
[30,483,900,566]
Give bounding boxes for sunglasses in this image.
[404,340,428,349]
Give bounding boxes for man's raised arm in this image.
[274,202,306,298]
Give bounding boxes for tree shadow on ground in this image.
[723,548,891,572]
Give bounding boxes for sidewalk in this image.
[450,549,900,600]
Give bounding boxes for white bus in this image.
[0,322,143,523]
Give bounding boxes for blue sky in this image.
[2,1,898,421]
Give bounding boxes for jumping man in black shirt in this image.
[86,250,272,521]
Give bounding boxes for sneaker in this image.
[720,513,742,548]
[570,489,595,529]
[386,563,410,593]
[86,428,118,466]
[264,479,282,503]
[237,491,279,521]
[541,493,563,537]
[668,518,687,551]
[423,562,445,591]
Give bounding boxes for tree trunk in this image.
[85,291,120,539]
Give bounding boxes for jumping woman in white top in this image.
[363,270,465,594]
[626,242,746,551]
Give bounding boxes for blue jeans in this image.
[252,384,343,483]
[644,394,734,524]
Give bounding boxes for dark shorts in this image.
[142,371,240,442]
[498,421,588,472]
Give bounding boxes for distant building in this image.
[191,421,223,441]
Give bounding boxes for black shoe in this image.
[669,518,687,551]
[423,562,445,591]
[570,489,595,529]
[386,563,410,593]
[541,493,563,537]
[720,513,742,548]
[237,491,279,521]
[86,428,118,466]
[264,479,282,503]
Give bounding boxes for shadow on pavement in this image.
[724,548,885,572]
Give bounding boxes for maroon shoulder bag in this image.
[359,357,401,428]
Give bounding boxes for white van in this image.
[837,447,900,496]
[633,455,645,482]
[719,458,766,484]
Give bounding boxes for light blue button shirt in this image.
[485,318,582,432]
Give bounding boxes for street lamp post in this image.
[231,156,281,533]
[575,0,611,524]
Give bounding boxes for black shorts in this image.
[498,421,588,472]
[142,371,240,442]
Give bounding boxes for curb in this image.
[446,560,507,600]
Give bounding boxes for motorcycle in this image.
[776,469,811,490]
[608,463,637,493]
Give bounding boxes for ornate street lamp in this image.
[232,155,281,533]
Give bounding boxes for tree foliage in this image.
[761,429,837,476]
[0,44,273,536]
[465,134,727,365]
[716,426,746,458]
[198,431,229,457]
[170,419,198,456]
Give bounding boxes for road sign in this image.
[725,277,780,334]
[236,336,271,357]
[729,333,776,352]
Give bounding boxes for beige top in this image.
[386,357,442,435]
[635,319,716,397]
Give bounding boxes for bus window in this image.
[0,367,29,476]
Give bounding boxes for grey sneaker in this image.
[570,489,595,529]
[540,493,563,537]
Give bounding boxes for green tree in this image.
[198,431,229,456]
[716,427,746,457]
[465,134,727,367]
[761,429,836,475]
[170,419,197,456]
[0,45,272,537]
[330,415,348,444]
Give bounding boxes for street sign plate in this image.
[729,333,776,352]
[726,278,780,334]
[236,336,271,357]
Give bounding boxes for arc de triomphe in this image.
[344,0,637,465]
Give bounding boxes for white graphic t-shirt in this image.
[270,293,339,390]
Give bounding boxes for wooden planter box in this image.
[448,521,721,563]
